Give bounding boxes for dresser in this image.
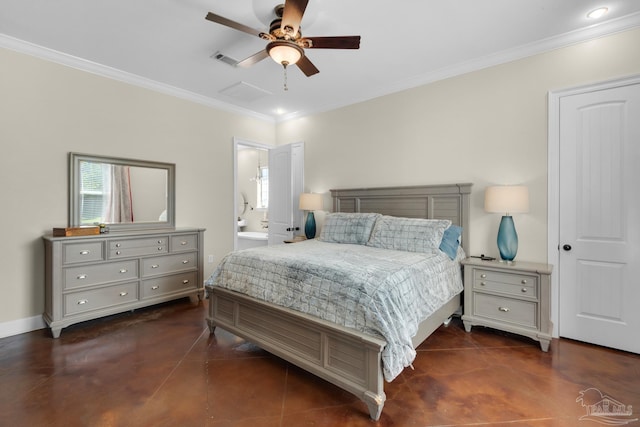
[461,258,553,351]
[43,228,205,338]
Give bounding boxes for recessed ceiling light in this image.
[587,7,609,19]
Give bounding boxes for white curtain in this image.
[104,165,133,223]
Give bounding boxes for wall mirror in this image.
[69,152,175,231]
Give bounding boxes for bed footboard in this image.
[206,286,387,420]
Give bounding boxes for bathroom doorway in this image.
[233,138,271,251]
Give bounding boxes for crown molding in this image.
[277,11,640,123]
[3,10,640,125]
[0,34,275,124]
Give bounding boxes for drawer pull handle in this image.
[119,292,128,297]
[158,240,163,244]
[180,241,188,245]
[480,274,487,278]
[151,264,159,269]
[116,251,121,255]
[115,243,121,248]
[151,285,160,290]
[521,279,528,284]
[182,280,190,284]
[77,299,88,305]
[521,288,528,293]
[158,247,163,251]
[480,281,486,286]
[77,274,87,280]
[498,306,510,313]
[119,269,128,273]
[80,250,90,255]
[182,260,189,264]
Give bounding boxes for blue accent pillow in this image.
[439,225,462,260]
[318,213,381,245]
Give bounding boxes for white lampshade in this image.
[485,186,529,214]
[267,41,303,65]
[299,193,323,211]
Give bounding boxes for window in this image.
[256,166,269,209]
[79,161,109,224]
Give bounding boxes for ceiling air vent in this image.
[211,51,239,67]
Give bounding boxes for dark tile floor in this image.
[1,298,638,427]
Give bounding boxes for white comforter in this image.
[205,239,464,381]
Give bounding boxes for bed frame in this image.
[206,183,472,420]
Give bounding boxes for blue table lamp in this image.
[299,193,323,239]
[485,185,529,261]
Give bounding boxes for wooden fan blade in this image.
[281,0,308,37]
[296,55,319,77]
[205,12,263,38]
[304,36,361,49]
[236,50,270,68]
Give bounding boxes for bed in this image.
[205,183,472,420]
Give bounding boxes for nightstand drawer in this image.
[473,293,537,329]
[474,270,538,299]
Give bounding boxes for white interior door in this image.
[558,82,640,353]
[268,142,304,246]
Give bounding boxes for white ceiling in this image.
[2,1,640,122]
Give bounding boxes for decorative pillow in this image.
[318,213,381,245]
[366,216,452,253]
[439,225,463,260]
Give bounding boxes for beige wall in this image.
[277,28,640,263]
[2,27,639,335]
[0,47,274,330]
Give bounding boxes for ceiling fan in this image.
[205,0,360,79]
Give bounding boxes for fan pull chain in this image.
[283,63,289,91]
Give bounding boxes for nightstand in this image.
[461,258,553,351]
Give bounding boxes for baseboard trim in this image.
[0,315,46,339]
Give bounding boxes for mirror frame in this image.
[69,152,176,231]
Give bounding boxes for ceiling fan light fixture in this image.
[267,41,303,66]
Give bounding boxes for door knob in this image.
[563,244,572,251]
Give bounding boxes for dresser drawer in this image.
[63,241,104,264]
[64,282,138,316]
[171,233,198,252]
[473,293,537,329]
[63,260,138,290]
[109,237,168,258]
[473,269,538,299]
[141,271,198,299]
[141,252,197,277]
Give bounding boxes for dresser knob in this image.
[158,247,163,251]
[181,241,188,245]
[480,274,487,278]
[521,288,528,293]
[498,306,510,312]
[115,243,121,248]
[480,281,486,286]
[521,279,527,284]
[158,240,163,244]
[116,251,121,255]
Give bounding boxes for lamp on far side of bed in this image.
[299,193,323,239]
[484,185,529,262]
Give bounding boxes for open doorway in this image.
[233,138,271,250]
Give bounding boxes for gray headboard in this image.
[330,183,472,251]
